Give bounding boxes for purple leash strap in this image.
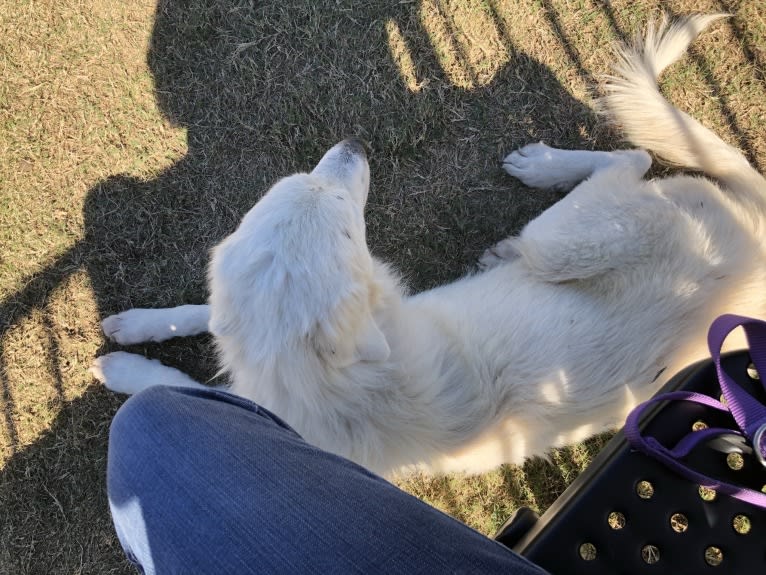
[624,314,766,509]
[708,314,766,448]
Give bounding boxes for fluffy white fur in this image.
[92,15,766,477]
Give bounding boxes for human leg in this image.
[107,386,547,574]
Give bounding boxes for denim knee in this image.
[110,385,178,436]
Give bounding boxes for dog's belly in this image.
[409,258,759,428]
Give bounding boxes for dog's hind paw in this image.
[503,143,579,192]
[479,238,521,270]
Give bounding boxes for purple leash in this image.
[624,314,766,508]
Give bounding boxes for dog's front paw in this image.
[502,143,577,191]
[90,352,163,395]
[102,309,168,345]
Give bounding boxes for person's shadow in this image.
[6,1,760,572]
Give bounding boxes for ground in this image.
[1,0,765,572]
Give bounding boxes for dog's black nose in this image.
[341,137,367,158]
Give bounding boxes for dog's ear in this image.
[207,251,274,340]
[351,309,390,364]
[315,304,390,368]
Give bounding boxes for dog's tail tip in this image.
[601,13,766,194]
[612,13,728,84]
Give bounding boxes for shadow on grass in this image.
[0,387,130,573]
[1,1,761,572]
[716,0,766,97]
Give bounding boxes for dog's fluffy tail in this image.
[601,14,766,196]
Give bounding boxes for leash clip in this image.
[754,423,766,468]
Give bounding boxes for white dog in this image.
[92,15,766,477]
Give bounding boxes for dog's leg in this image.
[502,148,665,281]
[101,304,210,345]
[90,351,209,395]
[502,142,651,192]
[481,145,653,270]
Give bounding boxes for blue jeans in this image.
[107,386,548,574]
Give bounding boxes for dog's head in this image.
[208,139,390,368]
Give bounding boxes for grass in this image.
[1,0,765,572]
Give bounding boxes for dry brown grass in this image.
[1,0,765,572]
